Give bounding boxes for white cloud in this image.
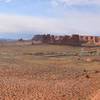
[51,0,59,7]
[53,0,100,6]
[0,13,99,35]
[0,0,12,3]
[5,0,12,3]
[0,14,67,33]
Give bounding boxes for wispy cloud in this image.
[0,0,99,36]
[0,13,99,35]
[52,0,100,6]
[5,0,12,3]
[0,14,67,33]
[0,0,12,3]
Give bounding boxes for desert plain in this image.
[0,41,99,100]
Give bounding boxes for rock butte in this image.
[33,34,100,46]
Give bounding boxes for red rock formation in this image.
[33,34,100,46]
[71,34,81,45]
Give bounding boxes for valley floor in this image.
[0,42,99,100]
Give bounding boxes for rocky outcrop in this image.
[33,34,100,46]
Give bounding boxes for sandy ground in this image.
[0,42,99,100]
[91,90,100,100]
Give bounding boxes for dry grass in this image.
[0,42,99,100]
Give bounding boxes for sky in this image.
[0,0,100,39]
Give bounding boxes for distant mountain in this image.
[0,38,16,42]
[0,33,34,40]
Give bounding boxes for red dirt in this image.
[92,90,100,100]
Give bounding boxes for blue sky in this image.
[0,0,100,39]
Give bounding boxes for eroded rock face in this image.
[33,34,100,46]
[42,34,81,46]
